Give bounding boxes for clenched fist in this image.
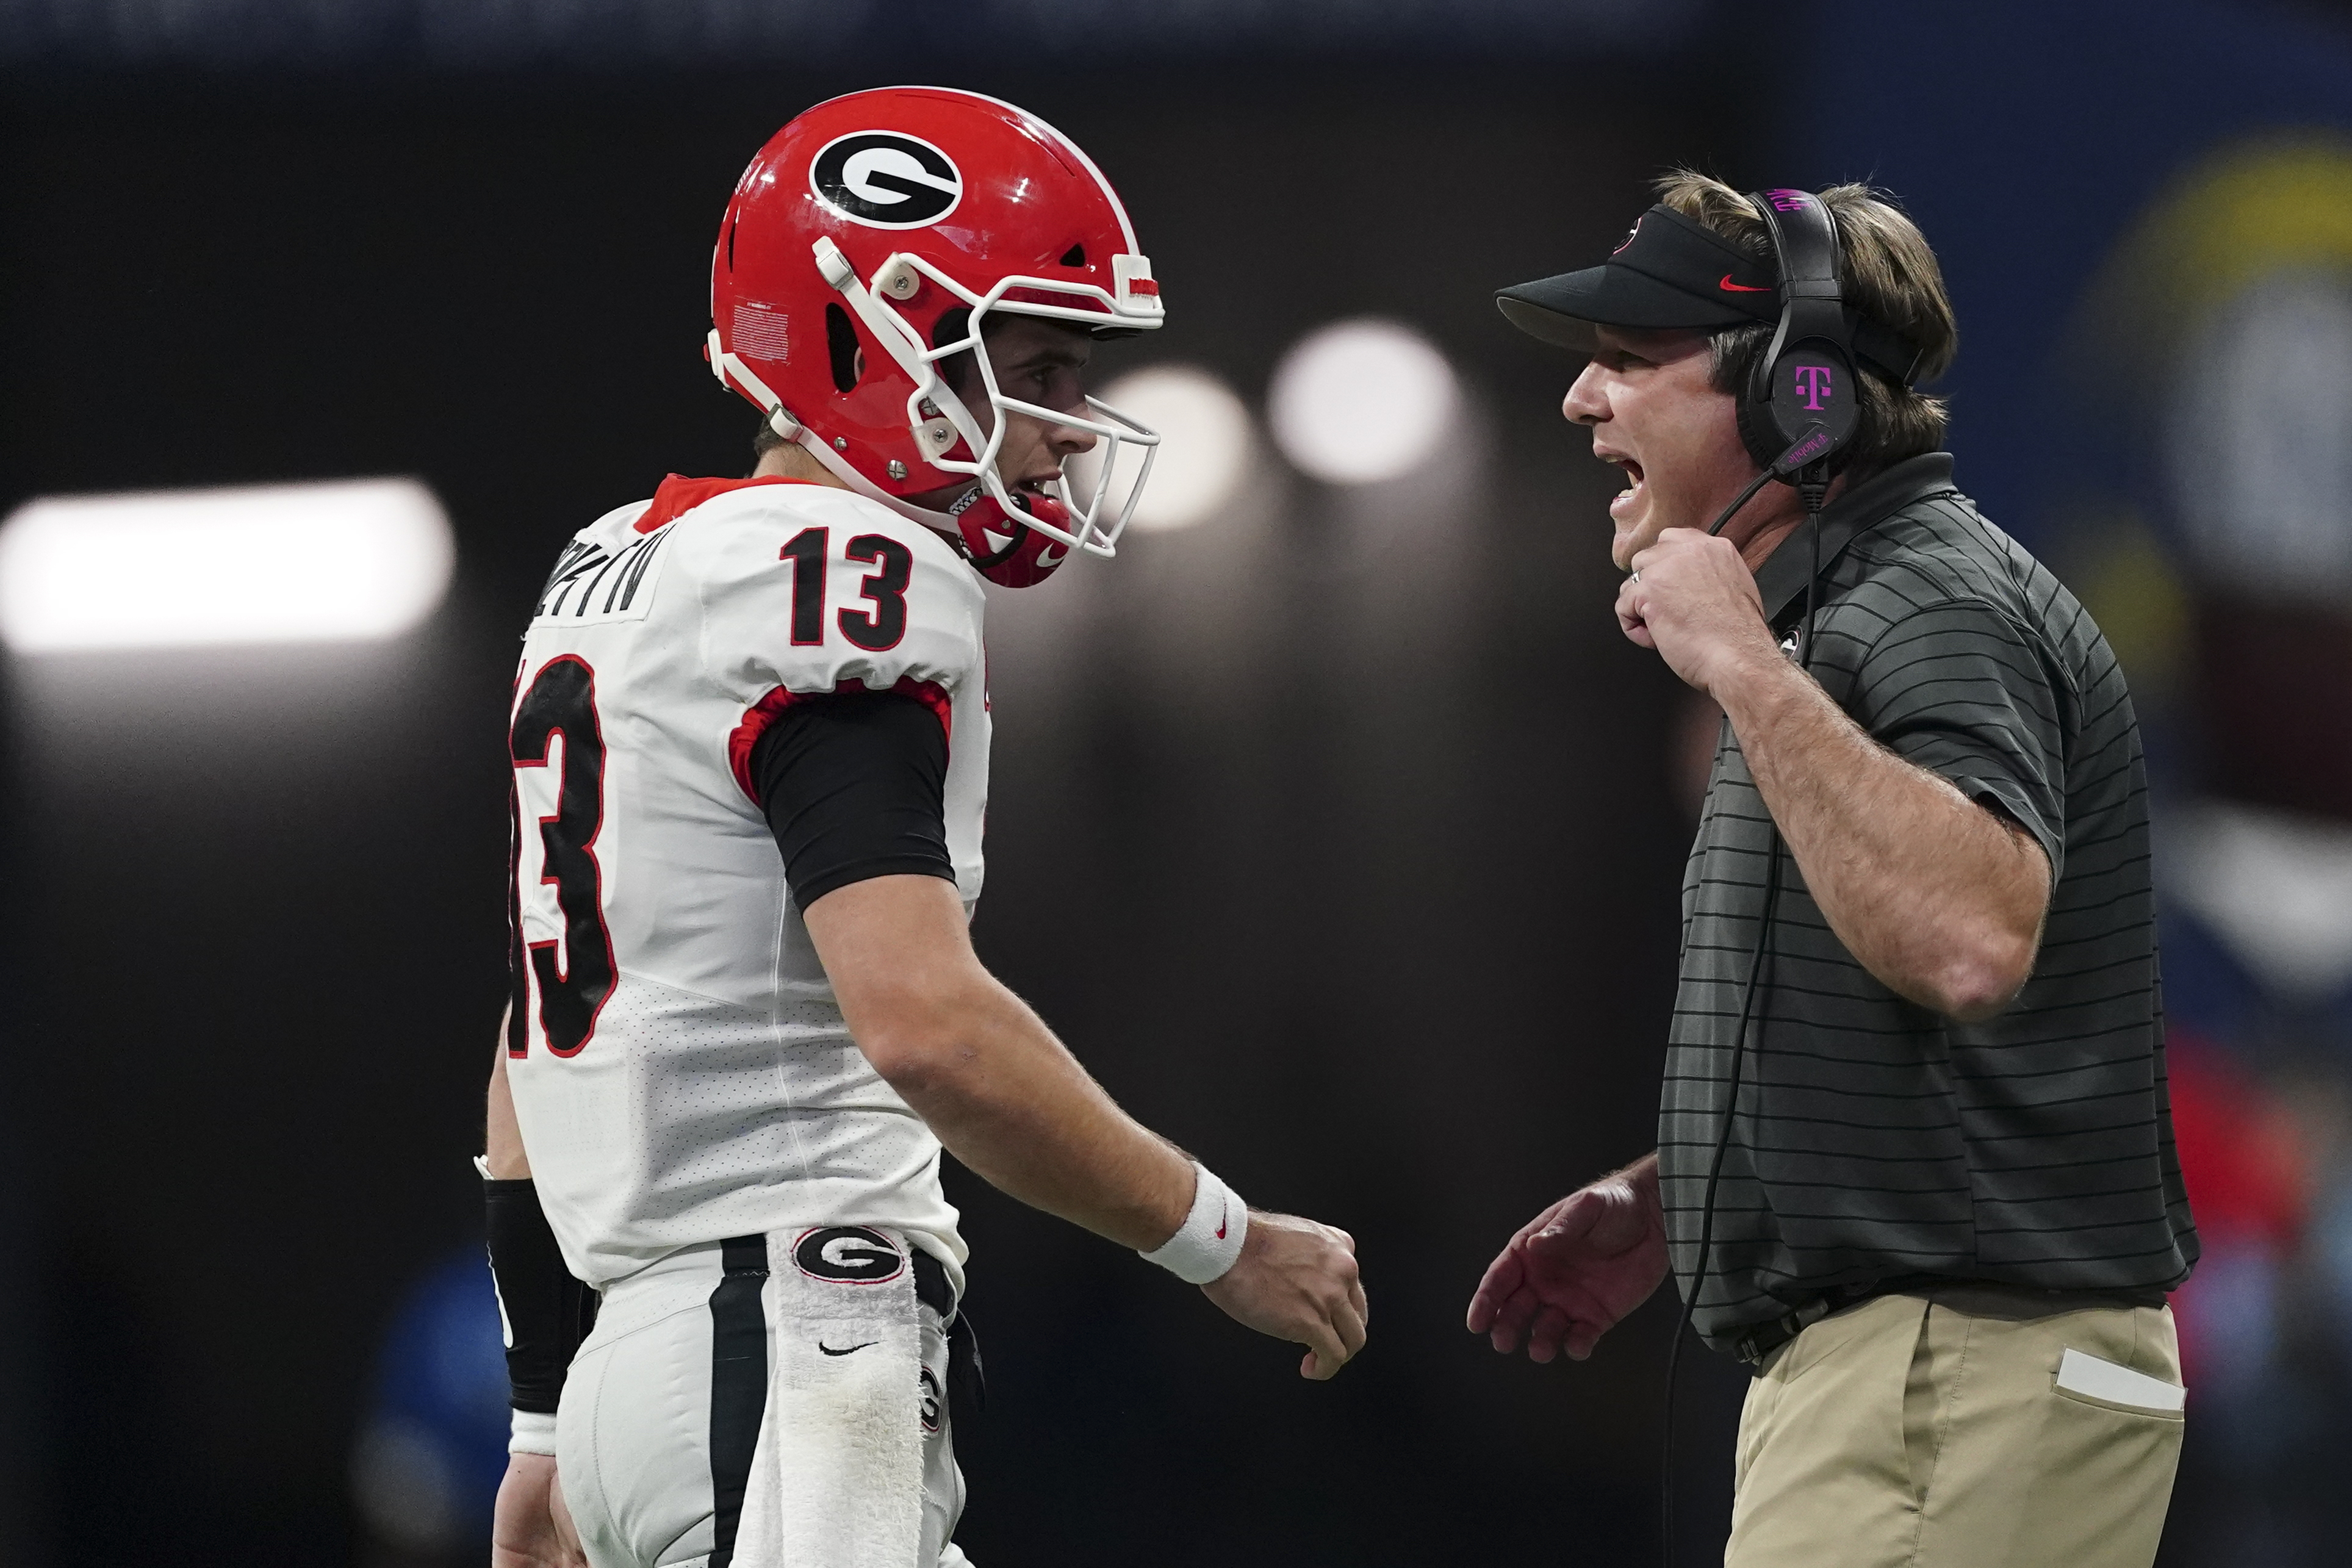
[1204,1209,1368,1379]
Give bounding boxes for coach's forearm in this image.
[805,876,1196,1251]
[1714,649,2048,1021]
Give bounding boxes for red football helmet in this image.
[706,87,1165,569]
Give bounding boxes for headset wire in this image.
[1660,461,1828,1568]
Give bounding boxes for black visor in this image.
[1498,204,1777,350]
[1498,203,1926,385]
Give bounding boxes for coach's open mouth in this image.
[1602,453,1645,516]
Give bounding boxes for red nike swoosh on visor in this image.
[1719,275,1773,293]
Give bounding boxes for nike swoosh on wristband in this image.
[1719,275,1773,293]
[819,1341,877,1356]
[1216,1203,1229,1241]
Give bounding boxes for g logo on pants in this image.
[792,1225,907,1284]
[919,1366,943,1433]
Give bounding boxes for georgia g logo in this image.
[918,1366,943,1434]
[793,1225,907,1284]
[809,131,962,230]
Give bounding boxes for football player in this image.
[478,88,1367,1568]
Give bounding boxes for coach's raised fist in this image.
[1203,1210,1368,1379]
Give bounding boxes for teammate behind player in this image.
[480,89,1367,1568]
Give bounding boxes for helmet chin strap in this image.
[810,238,1020,533]
[785,417,968,536]
[708,329,971,535]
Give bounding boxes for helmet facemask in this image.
[813,237,1162,559]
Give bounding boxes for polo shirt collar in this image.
[1753,452,1958,625]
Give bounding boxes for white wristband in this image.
[1140,1162,1248,1284]
[509,1408,558,1456]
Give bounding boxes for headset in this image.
[1662,187,1860,1568]
[1701,187,1865,529]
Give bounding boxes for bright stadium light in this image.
[0,478,455,652]
[1070,364,1254,533]
[1267,318,1460,485]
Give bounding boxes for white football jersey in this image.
[505,475,988,1291]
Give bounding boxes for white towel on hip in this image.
[731,1226,929,1568]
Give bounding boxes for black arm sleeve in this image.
[483,1177,599,1414]
[750,687,954,909]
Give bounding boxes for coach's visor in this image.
[1497,201,1928,386]
[1497,204,1777,352]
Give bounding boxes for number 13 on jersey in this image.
[780,527,915,652]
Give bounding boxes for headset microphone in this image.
[1702,422,1835,539]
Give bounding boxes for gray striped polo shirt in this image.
[1663,452,2198,1355]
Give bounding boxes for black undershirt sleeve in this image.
[749,688,954,909]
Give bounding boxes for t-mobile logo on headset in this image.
[1793,364,1835,411]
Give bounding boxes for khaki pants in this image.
[1726,1286,2185,1568]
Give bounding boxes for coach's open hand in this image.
[1467,1154,1669,1362]
[1615,527,1782,698]
[492,1453,588,1568]
[1203,1209,1368,1379]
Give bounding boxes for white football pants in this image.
[557,1228,971,1568]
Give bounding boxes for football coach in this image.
[1466,173,2198,1568]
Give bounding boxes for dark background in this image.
[0,45,1753,1568]
[5,2,2352,1564]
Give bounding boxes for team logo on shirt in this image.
[793,1225,908,1284]
[809,132,963,229]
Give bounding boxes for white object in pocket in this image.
[2054,1348,2185,1412]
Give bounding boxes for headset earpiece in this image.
[1736,189,1861,476]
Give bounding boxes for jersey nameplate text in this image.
[533,526,675,625]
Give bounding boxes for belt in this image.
[1732,1281,1882,1367]
[1731,1275,2173,1368]
[910,1246,955,1320]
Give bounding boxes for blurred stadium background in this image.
[2,1,2351,1563]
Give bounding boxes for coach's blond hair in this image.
[1655,170,1958,475]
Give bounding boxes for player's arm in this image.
[483,1021,589,1568]
[813,874,1189,1242]
[766,691,1367,1378]
[808,876,1365,1378]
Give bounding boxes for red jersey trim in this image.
[727,676,954,805]
[637,473,819,534]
